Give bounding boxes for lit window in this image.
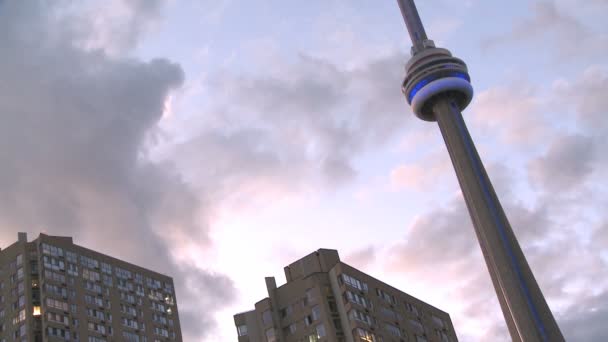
[33,306,41,316]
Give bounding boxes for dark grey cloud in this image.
[0,1,235,339]
[561,300,608,342]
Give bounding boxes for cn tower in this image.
[396,1,564,341]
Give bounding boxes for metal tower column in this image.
[395,1,565,341]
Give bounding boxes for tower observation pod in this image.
[395,1,565,341]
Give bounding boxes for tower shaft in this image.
[432,97,563,341]
[396,1,565,340]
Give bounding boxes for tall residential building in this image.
[0,232,182,342]
[234,249,457,342]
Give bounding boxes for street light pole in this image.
[395,1,564,341]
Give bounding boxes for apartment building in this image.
[234,249,457,342]
[0,233,181,342]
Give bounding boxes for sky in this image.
[1,0,607,341]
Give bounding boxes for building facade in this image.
[234,249,457,342]
[0,233,181,342]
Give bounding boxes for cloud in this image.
[0,1,235,339]
[344,245,378,270]
[173,51,414,205]
[468,82,550,146]
[390,151,452,191]
[528,134,595,192]
[481,1,608,60]
[384,184,607,340]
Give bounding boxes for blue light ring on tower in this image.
[410,77,473,121]
[405,68,470,103]
[407,71,470,103]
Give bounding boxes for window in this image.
[85,294,104,307]
[432,315,445,328]
[436,330,450,342]
[47,326,69,339]
[67,263,79,276]
[344,291,372,309]
[122,317,139,329]
[306,288,314,303]
[45,270,66,283]
[80,255,99,269]
[151,302,165,312]
[12,309,26,325]
[341,274,368,291]
[265,328,276,342]
[416,335,428,342]
[306,334,319,342]
[33,306,41,316]
[84,281,103,294]
[280,305,292,318]
[376,288,395,304]
[410,319,424,332]
[43,256,65,271]
[42,244,64,257]
[101,262,112,274]
[312,305,321,321]
[262,310,272,325]
[47,312,69,325]
[123,331,141,341]
[88,321,106,334]
[406,302,419,316]
[16,254,22,266]
[102,274,113,287]
[116,267,132,279]
[237,325,248,336]
[46,298,68,311]
[44,283,67,297]
[154,327,169,337]
[385,323,401,337]
[122,304,138,317]
[356,328,378,342]
[88,308,106,320]
[82,268,100,282]
[379,306,400,321]
[316,324,326,338]
[289,323,296,334]
[350,310,373,325]
[66,251,78,263]
[88,337,107,342]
